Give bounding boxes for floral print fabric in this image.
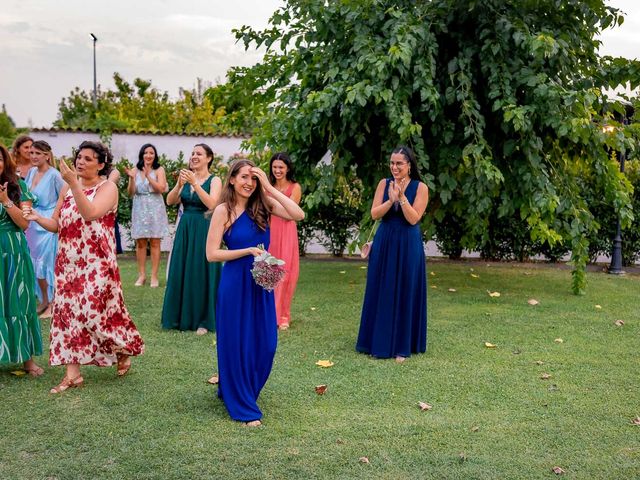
[50,182,144,366]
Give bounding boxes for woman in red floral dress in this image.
[24,141,144,393]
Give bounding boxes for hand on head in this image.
[249,167,269,190]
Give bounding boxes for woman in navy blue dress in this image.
[356,146,429,362]
[206,159,305,426]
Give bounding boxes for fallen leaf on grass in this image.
[615,320,625,326]
[339,270,346,274]
[471,426,480,432]
[458,452,467,463]
[310,307,317,311]
[631,417,640,426]
[554,338,564,343]
[595,304,602,310]
[540,373,552,380]
[552,466,565,475]
[10,370,26,377]
[358,457,370,464]
[470,273,479,278]
[360,266,367,270]
[535,360,544,365]
[487,291,501,297]
[430,285,438,289]
[448,288,457,292]
[484,342,497,348]
[527,299,539,305]
[336,438,345,444]
[315,360,334,368]
[430,271,436,276]
[418,401,433,411]
[315,384,328,395]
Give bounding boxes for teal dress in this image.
[0,180,43,363]
[161,176,221,332]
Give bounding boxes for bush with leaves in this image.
[303,164,363,257]
[233,0,640,293]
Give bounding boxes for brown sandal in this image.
[23,359,44,377]
[50,375,84,394]
[207,375,219,385]
[116,354,131,377]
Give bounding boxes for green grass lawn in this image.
[2,257,640,479]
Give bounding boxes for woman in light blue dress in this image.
[126,143,169,288]
[24,140,64,318]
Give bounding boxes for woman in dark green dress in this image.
[161,144,222,334]
[0,143,44,376]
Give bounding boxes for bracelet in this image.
[399,199,407,206]
[2,200,14,209]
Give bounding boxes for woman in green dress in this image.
[161,144,222,335]
[0,143,44,376]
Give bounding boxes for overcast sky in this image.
[1,0,638,128]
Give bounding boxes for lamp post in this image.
[607,119,627,275]
[90,33,97,109]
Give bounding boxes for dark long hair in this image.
[0,143,21,204]
[268,152,296,184]
[392,145,422,181]
[32,140,54,165]
[193,143,215,169]
[75,140,113,177]
[136,143,160,170]
[220,159,270,231]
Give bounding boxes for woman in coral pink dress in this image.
[24,141,144,393]
[268,153,302,330]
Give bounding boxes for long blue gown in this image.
[24,167,64,303]
[216,211,277,422]
[356,178,427,358]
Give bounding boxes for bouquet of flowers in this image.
[251,244,286,292]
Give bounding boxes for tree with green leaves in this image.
[55,73,237,137]
[232,0,640,293]
[0,104,27,147]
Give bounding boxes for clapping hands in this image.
[126,166,137,179]
[179,169,195,186]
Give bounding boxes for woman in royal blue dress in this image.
[356,146,429,362]
[206,159,305,426]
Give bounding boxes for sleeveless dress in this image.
[25,167,64,302]
[161,177,220,332]
[268,183,300,327]
[356,178,427,358]
[216,212,278,422]
[0,180,42,363]
[49,181,144,366]
[130,170,169,239]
